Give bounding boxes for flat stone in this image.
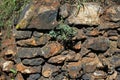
[66,3,102,25]
[17,34,50,47]
[42,63,59,78]
[86,28,100,37]
[2,61,14,72]
[13,29,32,39]
[85,37,110,52]
[106,71,117,80]
[117,36,120,48]
[17,47,42,58]
[16,63,41,74]
[41,41,64,58]
[107,30,118,36]
[54,72,69,80]
[93,71,107,79]
[27,73,41,80]
[16,0,60,30]
[22,58,44,66]
[73,41,81,50]
[62,60,82,78]
[48,50,80,64]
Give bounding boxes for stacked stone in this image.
[1,0,120,80]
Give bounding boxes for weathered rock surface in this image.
[22,58,44,66]
[66,3,102,25]
[16,0,60,30]
[27,73,41,80]
[41,41,63,58]
[84,37,110,52]
[42,63,59,78]
[16,63,41,74]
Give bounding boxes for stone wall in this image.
[1,0,120,80]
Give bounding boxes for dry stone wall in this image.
[1,0,120,80]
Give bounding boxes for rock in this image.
[42,63,59,78]
[59,3,70,18]
[117,75,120,80]
[81,73,92,80]
[48,55,66,64]
[16,63,41,74]
[93,70,107,79]
[2,61,14,72]
[15,73,24,80]
[17,34,50,46]
[110,55,120,68]
[82,56,103,73]
[107,30,118,36]
[38,76,55,80]
[41,41,63,58]
[86,28,100,36]
[98,21,120,30]
[48,50,81,64]
[54,72,69,80]
[66,3,102,25]
[73,41,81,50]
[27,73,41,80]
[32,31,43,38]
[17,47,42,58]
[16,0,60,30]
[103,5,120,22]
[109,36,118,41]
[13,29,32,39]
[72,28,86,40]
[85,37,110,52]
[62,60,82,78]
[80,47,90,57]
[117,36,120,48]
[22,58,44,66]
[106,71,117,80]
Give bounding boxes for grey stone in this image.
[27,74,41,80]
[22,58,44,66]
[88,37,110,52]
[17,47,42,58]
[13,29,32,39]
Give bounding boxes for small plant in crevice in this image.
[49,23,77,42]
[10,68,17,80]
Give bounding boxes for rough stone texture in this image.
[15,73,24,80]
[17,47,42,58]
[42,63,59,78]
[103,5,120,22]
[41,41,64,58]
[17,34,50,46]
[27,73,41,80]
[84,37,110,52]
[2,61,14,72]
[62,60,82,78]
[16,0,60,30]
[13,29,32,39]
[22,58,44,66]
[66,3,102,25]
[117,36,120,48]
[93,70,107,79]
[16,63,41,74]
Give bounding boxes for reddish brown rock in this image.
[16,63,41,74]
[17,34,50,46]
[73,41,81,50]
[48,50,81,64]
[86,28,100,36]
[41,41,64,58]
[42,63,59,78]
[62,60,82,78]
